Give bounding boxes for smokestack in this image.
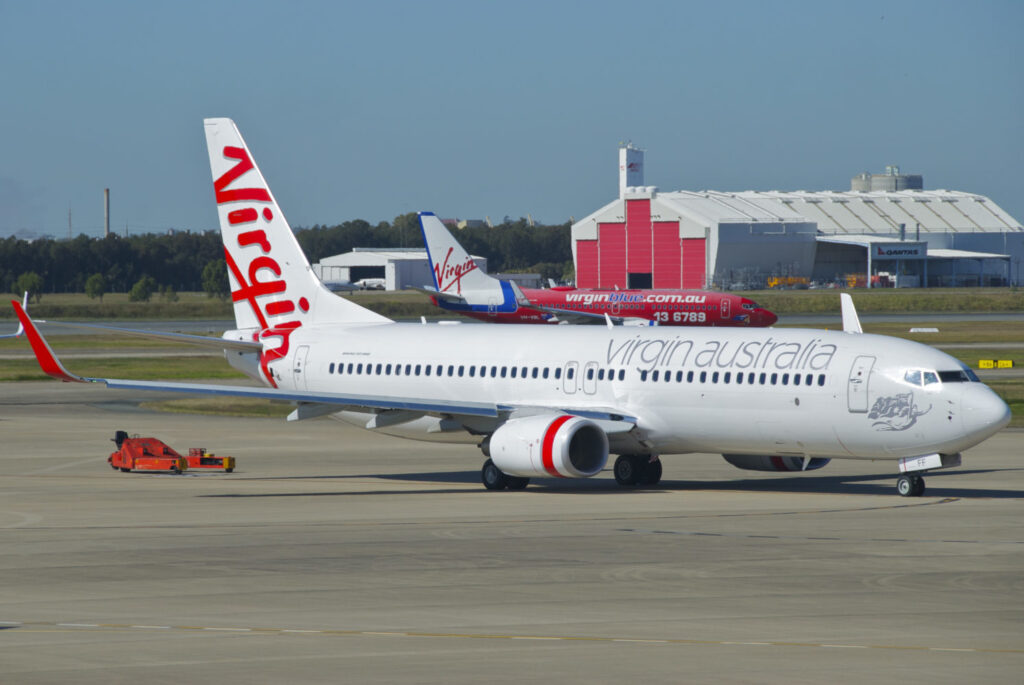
[618,143,644,199]
[104,188,110,237]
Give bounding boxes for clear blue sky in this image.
[1,0,1020,239]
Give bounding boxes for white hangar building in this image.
[312,248,487,291]
[571,148,1024,288]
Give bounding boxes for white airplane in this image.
[11,118,1011,497]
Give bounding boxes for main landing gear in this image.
[613,455,662,487]
[896,474,926,497]
[481,459,529,491]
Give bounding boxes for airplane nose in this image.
[758,309,778,326]
[961,384,1011,441]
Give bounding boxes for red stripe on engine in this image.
[541,415,574,477]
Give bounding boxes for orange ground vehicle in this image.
[109,431,235,473]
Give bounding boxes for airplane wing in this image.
[403,285,467,304]
[12,300,637,431]
[28,318,261,352]
[526,303,655,327]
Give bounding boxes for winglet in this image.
[840,293,862,334]
[0,292,27,338]
[11,300,87,382]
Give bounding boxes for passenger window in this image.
[395,364,401,376]
[817,374,825,386]
[770,373,778,385]
[532,368,539,379]
[792,373,800,385]
[329,363,335,374]
[676,371,684,382]
[904,369,922,386]
[567,368,575,380]
[805,374,812,386]
[782,373,788,385]
[415,364,421,376]
[759,373,766,384]
[357,363,363,374]
[425,365,431,376]
[458,365,464,377]
[687,370,694,383]
[724,372,731,383]
[700,371,707,383]
[555,368,562,380]
[490,366,497,378]
[386,363,393,375]
[618,369,625,381]
[501,367,507,378]
[598,369,605,381]
[405,364,412,375]
[651,370,658,381]
[543,368,550,379]
[712,371,719,383]
[469,366,476,377]
[511,367,517,378]
[375,364,382,374]
[736,372,743,385]
[347,363,354,374]
[640,370,648,381]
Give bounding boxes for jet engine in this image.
[486,415,608,478]
[722,455,831,472]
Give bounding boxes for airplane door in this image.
[847,355,875,413]
[582,361,598,395]
[562,361,579,394]
[487,298,498,316]
[720,298,730,321]
[293,345,311,390]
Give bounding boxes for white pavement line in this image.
[202,627,251,632]
[283,629,323,633]
[821,644,869,649]
[132,625,171,629]
[931,648,977,652]
[26,457,106,475]
[57,623,99,628]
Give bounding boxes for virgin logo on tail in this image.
[215,145,308,387]
[435,247,478,295]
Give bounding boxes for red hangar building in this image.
[571,146,1024,289]
[571,145,818,290]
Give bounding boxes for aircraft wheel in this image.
[481,459,508,491]
[911,475,925,497]
[506,476,530,490]
[640,458,663,486]
[613,455,639,486]
[897,475,919,497]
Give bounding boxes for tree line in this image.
[1,214,573,301]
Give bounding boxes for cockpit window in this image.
[742,302,754,310]
[939,369,977,383]
[905,368,940,386]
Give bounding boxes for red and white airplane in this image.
[10,118,1010,497]
[416,213,777,326]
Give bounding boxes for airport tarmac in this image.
[1,382,1022,684]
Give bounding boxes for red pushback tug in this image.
[109,431,235,473]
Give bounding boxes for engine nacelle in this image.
[722,454,831,472]
[487,415,608,478]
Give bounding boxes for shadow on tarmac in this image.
[200,467,1024,499]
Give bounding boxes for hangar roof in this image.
[572,189,1021,237]
[729,190,1021,234]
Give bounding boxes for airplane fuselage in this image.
[435,287,777,327]
[246,321,1006,460]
